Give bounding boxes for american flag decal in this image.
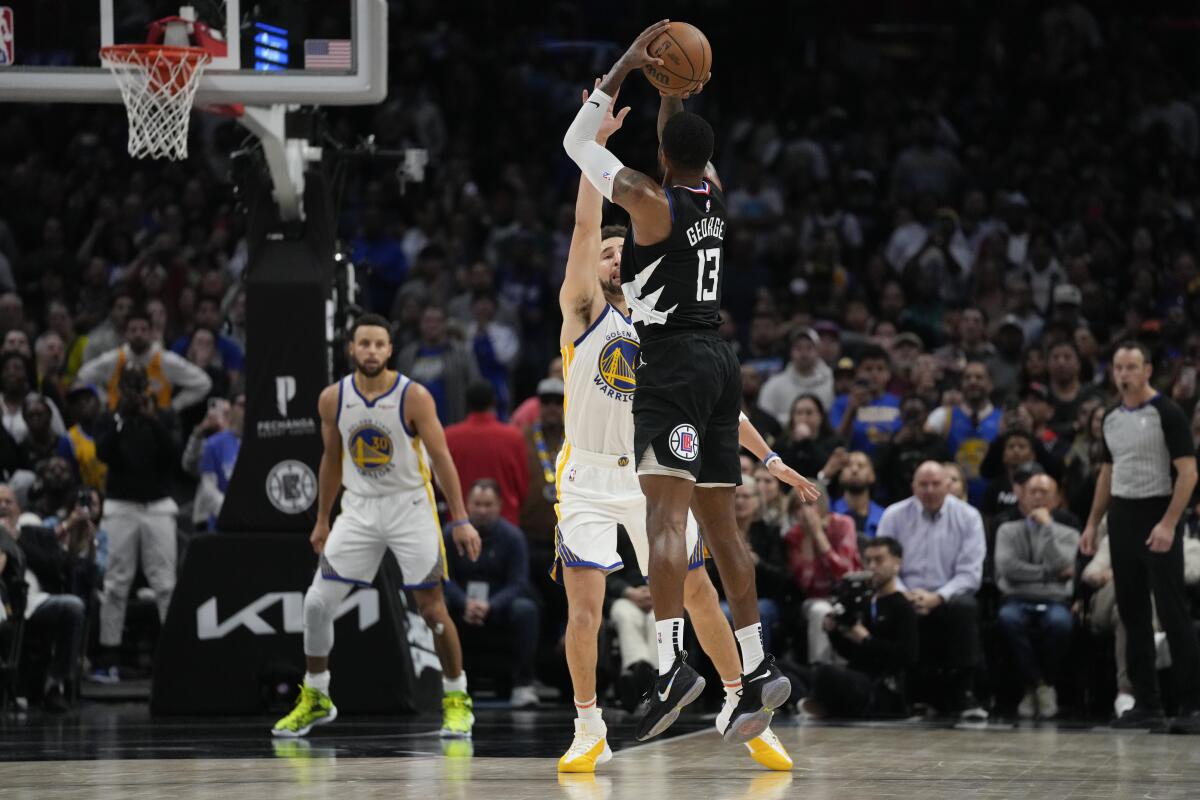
[304,39,352,70]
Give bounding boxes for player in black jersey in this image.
[563,21,821,743]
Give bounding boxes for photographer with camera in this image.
[796,537,918,719]
[0,483,97,710]
[93,362,180,682]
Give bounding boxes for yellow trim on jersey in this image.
[413,436,448,581]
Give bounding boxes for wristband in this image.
[763,451,781,467]
[448,519,471,529]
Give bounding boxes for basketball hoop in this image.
[100,44,211,160]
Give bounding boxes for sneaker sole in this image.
[272,705,338,738]
[724,676,791,744]
[637,676,707,741]
[440,714,476,739]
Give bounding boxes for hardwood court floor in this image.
[2,707,1199,799]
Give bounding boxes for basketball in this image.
[642,22,712,97]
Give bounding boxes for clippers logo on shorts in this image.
[669,424,699,461]
[348,422,394,477]
[596,335,638,398]
[266,460,317,514]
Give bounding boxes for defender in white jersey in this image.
[555,83,811,774]
[272,314,482,740]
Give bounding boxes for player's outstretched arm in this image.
[563,21,673,244]
[405,383,482,561]
[738,412,822,502]
[561,82,631,344]
[311,384,344,554]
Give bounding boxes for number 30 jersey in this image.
[337,372,431,497]
[621,179,727,346]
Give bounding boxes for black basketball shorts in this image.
[632,331,741,485]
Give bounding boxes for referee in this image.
[1082,341,1200,733]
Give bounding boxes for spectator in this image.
[712,480,790,653]
[183,327,231,404]
[352,205,409,315]
[444,382,529,526]
[935,308,997,371]
[1018,229,1067,315]
[3,329,31,359]
[0,352,66,444]
[443,479,539,708]
[980,432,1046,520]
[466,291,519,418]
[877,394,952,503]
[925,361,1003,505]
[741,313,787,378]
[797,537,918,720]
[775,394,846,483]
[34,330,67,407]
[0,484,91,710]
[943,462,968,501]
[518,378,564,570]
[752,463,790,531]
[509,356,562,432]
[877,461,987,720]
[785,492,861,664]
[396,305,481,425]
[76,309,212,415]
[93,362,181,681]
[65,383,107,492]
[832,451,885,542]
[994,473,1079,719]
[1062,401,1106,520]
[990,316,1026,398]
[19,396,75,472]
[830,345,902,456]
[739,365,782,446]
[758,328,834,426]
[194,393,244,531]
[170,296,245,383]
[81,290,134,365]
[448,261,519,329]
[1046,341,1102,439]
[44,301,87,385]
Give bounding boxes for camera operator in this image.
[94,362,180,681]
[797,537,918,719]
[0,483,95,710]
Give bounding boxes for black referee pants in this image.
[1109,496,1200,712]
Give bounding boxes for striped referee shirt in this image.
[1100,393,1193,499]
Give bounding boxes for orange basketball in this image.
[642,22,712,97]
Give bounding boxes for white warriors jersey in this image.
[337,372,431,496]
[562,304,639,454]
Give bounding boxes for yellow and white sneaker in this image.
[745,728,793,771]
[558,716,612,773]
[717,697,792,770]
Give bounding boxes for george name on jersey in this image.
[685,217,726,247]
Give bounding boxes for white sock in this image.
[443,672,467,694]
[655,618,684,675]
[305,670,330,694]
[722,677,742,706]
[736,623,765,674]
[575,696,602,722]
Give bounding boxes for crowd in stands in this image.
[3,1,1200,722]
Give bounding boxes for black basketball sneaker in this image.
[720,655,791,744]
[635,651,706,741]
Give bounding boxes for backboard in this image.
[0,0,385,106]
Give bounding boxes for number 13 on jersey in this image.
[695,248,721,301]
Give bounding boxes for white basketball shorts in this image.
[320,485,447,590]
[552,443,704,581]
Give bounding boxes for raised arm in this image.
[405,382,482,561]
[737,411,821,502]
[563,21,673,244]
[560,84,631,345]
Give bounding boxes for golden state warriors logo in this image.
[598,336,638,396]
[348,422,394,476]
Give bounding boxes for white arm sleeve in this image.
[562,89,626,200]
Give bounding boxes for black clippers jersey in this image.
[621,179,727,345]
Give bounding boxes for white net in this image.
[100,45,212,161]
